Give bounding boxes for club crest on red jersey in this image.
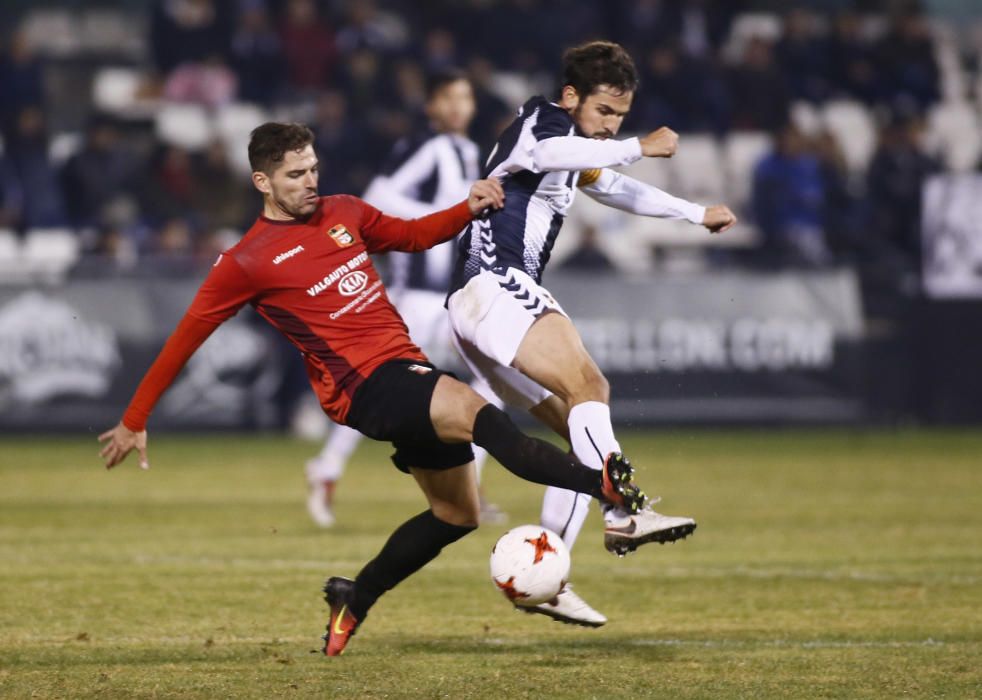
[328,224,354,247]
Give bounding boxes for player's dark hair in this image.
[426,67,470,101]
[248,122,315,174]
[561,40,639,98]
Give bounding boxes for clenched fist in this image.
[702,204,737,234]
[639,127,679,158]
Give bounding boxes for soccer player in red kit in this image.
[98,123,649,656]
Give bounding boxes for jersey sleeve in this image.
[355,197,474,254]
[579,168,706,223]
[532,135,643,172]
[120,254,256,431]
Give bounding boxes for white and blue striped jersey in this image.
[363,128,480,293]
[448,95,706,295]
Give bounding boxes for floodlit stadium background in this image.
[3,0,982,431]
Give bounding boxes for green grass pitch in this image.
[1,429,981,698]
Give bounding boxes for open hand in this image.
[468,178,505,215]
[702,204,737,234]
[98,422,149,470]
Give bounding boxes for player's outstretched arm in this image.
[99,423,149,470]
[97,255,254,471]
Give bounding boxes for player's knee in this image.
[590,373,610,402]
[431,376,489,443]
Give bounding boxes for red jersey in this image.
[122,195,474,431]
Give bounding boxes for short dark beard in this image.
[572,103,610,139]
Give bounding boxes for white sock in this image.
[307,424,362,482]
[541,486,592,550]
[469,376,503,483]
[567,401,624,527]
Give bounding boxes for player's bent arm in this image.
[531,135,643,173]
[580,168,706,224]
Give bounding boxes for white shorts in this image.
[447,268,565,410]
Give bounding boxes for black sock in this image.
[352,510,475,620]
[471,405,604,499]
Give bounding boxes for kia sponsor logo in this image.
[338,270,369,296]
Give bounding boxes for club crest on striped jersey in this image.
[327,224,354,247]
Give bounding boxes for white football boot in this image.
[518,584,607,628]
[604,499,696,556]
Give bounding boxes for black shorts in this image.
[345,359,475,474]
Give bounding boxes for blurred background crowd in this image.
[0,0,980,290]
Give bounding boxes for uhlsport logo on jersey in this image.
[273,244,304,265]
[337,270,369,296]
[328,224,354,247]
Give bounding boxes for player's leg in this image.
[513,311,617,467]
[428,375,641,510]
[320,359,638,655]
[528,395,591,545]
[450,269,695,555]
[436,348,635,627]
[305,424,363,527]
[323,462,480,656]
[515,311,697,554]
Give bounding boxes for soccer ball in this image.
[489,525,570,606]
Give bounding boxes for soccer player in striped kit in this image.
[447,41,738,626]
[304,69,506,528]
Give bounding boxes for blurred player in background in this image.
[447,41,738,626]
[304,68,506,528]
[98,122,652,656]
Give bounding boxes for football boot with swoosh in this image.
[321,576,360,656]
[604,497,697,556]
[518,584,607,627]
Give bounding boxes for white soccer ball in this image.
[489,525,570,607]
